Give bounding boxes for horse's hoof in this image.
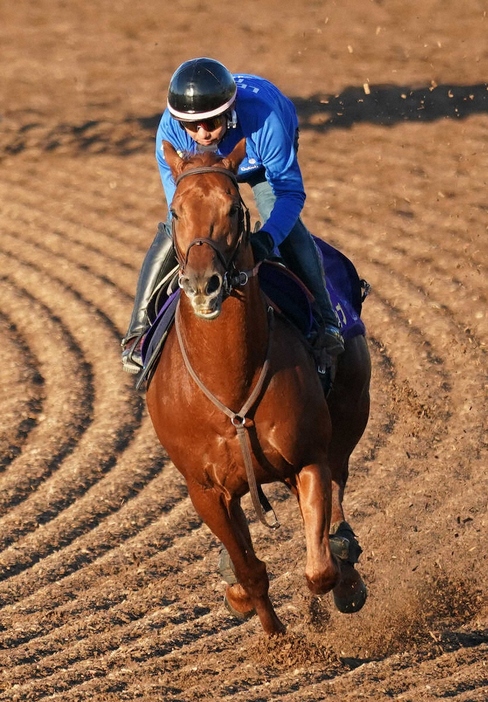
[329,521,363,563]
[329,521,367,613]
[333,577,367,614]
[224,594,256,621]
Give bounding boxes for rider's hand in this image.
[251,230,275,263]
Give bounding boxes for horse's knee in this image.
[305,555,340,595]
[306,571,339,596]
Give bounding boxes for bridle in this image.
[171,166,257,295]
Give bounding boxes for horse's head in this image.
[163,139,250,319]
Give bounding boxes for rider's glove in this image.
[251,230,275,263]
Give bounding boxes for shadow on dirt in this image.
[293,81,488,130]
[2,82,487,158]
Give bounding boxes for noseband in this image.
[172,166,255,293]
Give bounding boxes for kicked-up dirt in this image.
[0,0,487,700]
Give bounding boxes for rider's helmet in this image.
[167,57,237,121]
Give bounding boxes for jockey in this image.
[122,57,344,373]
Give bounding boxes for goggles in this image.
[180,114,226,132]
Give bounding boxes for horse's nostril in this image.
[179,276,195,295]
[206,274,222,295]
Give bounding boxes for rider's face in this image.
[181,115,227,147]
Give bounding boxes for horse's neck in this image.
[179,283,269,400]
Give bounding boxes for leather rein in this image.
[172,165,279,529]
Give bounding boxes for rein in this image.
[175,165,242,186]
[175,301,279,530]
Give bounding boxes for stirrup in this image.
[121,335,144,375]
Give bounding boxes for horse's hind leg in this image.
[295,462,340,595]
[328,335,370,525]
[327,335,370,612]
[186,478,285,635]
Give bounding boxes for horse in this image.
[145,138,370,635]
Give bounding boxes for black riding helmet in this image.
[167,57,237,120]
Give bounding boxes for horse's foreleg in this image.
[295,462,340,595]
[186,479,285,635]
[218,501,256,620]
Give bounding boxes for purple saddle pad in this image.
[314,237,366,340]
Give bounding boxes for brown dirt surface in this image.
[0,1,487,700]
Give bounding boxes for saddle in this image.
[137,238,368,389]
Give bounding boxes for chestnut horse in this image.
[145,138,370,635]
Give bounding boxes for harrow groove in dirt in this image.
[0,309,45,471]
[0,464,192,607]
[0,1,487,700]
[2,186,145,271]
[0,280,94,510]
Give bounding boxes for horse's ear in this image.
[163,140,185,179]
[221,138,246,174]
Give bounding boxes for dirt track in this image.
[0,1,487,700]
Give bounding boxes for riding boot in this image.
[121,222,177,374]
[278,220,344,358]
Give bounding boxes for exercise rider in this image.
[121,57,344,374]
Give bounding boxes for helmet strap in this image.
[227,108,237,129]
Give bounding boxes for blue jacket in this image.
[155,73,305,246]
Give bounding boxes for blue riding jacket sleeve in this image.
[155,74,305,246]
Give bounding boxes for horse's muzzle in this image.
[179,271,224,318]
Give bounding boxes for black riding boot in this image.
[278,221,344,357]
[121,222,177,374]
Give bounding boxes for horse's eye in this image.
[229,204,239,217]
[170,209,179,221]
